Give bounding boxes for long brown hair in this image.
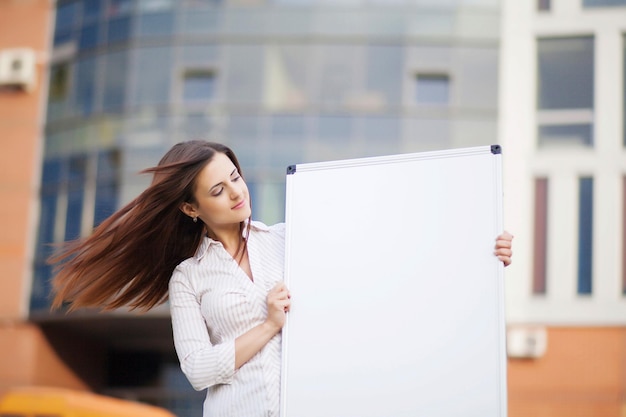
[49,141,249,312]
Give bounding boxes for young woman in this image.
[51,140,513,417]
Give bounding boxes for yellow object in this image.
[0,386,176,417]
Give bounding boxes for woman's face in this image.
[186,152,251,233]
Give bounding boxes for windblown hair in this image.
[49,141,249,312]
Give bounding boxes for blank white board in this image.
[281,145,506,417]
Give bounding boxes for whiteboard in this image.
[281,145,506,417]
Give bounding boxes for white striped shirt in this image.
[169,221,286,417]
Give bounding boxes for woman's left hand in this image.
[495,231,514,267]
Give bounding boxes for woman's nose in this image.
[230,185,243,199]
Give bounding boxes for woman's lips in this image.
[232,200,246,210]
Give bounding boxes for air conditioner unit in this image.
[0,48,37,92]
[506,326,548,359]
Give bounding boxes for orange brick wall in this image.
[508,327,626,417]
[0,0,86,391]
[0,0,50,319]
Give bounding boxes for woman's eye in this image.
[233,176,241,182]
[212,188,224,197]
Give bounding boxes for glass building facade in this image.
[31,0,501,413]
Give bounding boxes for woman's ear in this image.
[180,202,196,219]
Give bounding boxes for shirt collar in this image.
[193,220,270,261]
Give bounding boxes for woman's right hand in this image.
[265,282,291,332]
[234,282,292,369]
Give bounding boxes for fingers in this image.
[495,231,514,267]
[268,283,291,312]
[496,253,512,267]
[496,231,513,246]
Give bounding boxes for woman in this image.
[51,140,513,417]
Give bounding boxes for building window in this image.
[55,1,78,30]
[31,157,64,311]
[75,56,97,116]
[48,62,72,121]
[578,177,593,295]
[538,0,551,11]
[537,37,594,146]
[83,0,103,22]
[31,150,120,311]
[533,178,548,294]
[65,155,88,241]
[94,150,120,226]
[103,51,128,112]
[415,74,450,105]
[623,176,626,295]
[133,47,173,106]
[583,0,626,7]
[107,15,133,45]
[49,63,71,101]
[183,70,216,102]
[108,0,135,17]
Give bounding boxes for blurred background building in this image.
[0,0,624,416]
[501,0,626,415]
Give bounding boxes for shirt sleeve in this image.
[169,266,236,391]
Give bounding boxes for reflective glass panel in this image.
[79,24,99,50]
[108,0,135,17]
[415,74,450,104]
[361,116,401,141]
[182,45,220,65]
[578,177,593,294]
[533,178,548,295]
[226,45,265,103]
[83,0,103,22]
[183,72,216,102]
[623,177,626,294]
[94,151,120,226]
[226,116,261,168]
[583,0,626,6]
[455,48,498,109]
[42,158,63,186]
[138,0,174,11]
[138,12,175,37]
[48,63,72,121]
[30,264,53,310]
[366,45,403,106]
[37,192,58,255]
[270,114,306,139]
[406,118,451,148]
[107,16,133,44]
[268,114,306,172]
[264,45,309,110]
[75,57,97,115]
[182,112,214,138]
[65,156,87,241]
[538,124,593,146]
[180,10,221,35]
[54,30,74,46]
[265,10,312,36]
[538,37,594,110]
[49,63,71,101]
[55,2,78,31]
[317,45,359,106]
[316,115,353,140]
[103,51,128,111]
[132,47,173,105]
